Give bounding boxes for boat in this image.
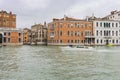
[60,45,94,51]
[106,43,113,47]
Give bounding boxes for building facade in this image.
[0,28,23,45]
[0,10,16,28]
[47,16,93,45]
[31,23,47,45]
[23,28,31,45]
[93,20,120,45]
[104,10,120,21]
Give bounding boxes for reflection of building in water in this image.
[0,28,23,46]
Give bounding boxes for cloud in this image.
[0,0,120,28]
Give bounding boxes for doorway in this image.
[0,34,2,44]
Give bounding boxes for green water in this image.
[0,46,120,80]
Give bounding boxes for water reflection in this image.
[0,46,120,80]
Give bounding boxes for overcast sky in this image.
[0,0,120,28]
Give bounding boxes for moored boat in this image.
[106,43,113,47]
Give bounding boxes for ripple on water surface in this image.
[0,46,120,80]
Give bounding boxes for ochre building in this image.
[0,10,16,28]
[47,16,94,45]
[23,28,31,45]
[0,28,23,45]
[0,10,23,46]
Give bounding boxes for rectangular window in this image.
[112,23,114,27]
[8,38,10,43]
[100,22,102,27]
[4,32,6,36]
[96,30,98,36]
[19,33,21,36]
[60,31,62,36]
[60,40,62,43]
[116,23,118,27]
[19,38,21,43]
[96,22,98,27]
[8,32,10,36]
[4,37,6,43]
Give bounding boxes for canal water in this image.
[0,46,120,80]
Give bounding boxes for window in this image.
[60,40,62,43]
[100,22,102,27]
[96,30,98,36]
[78,31,80,36]
[8,32,10,36]
[112,23,114,27]
[68,40,70,43]
[19,33,21,36]
[96,22,98,27]
[101,40,102,43]
[75,23,77,28]
[116,40,118,44]
[4,37,6,43]
[71,40,73,43]
[60,31,62,36]
[109,23,110,27]
[112,31,114,36]
[104,23,106,27]
[75,31,77,36]
[116,23,118,27]
[97,39,99,43]
[112,40,114,43]
[68,31,70,36]
[19,38,21,43]
[106,23,109,27]
[71,31,73,36]
[100,31,102,36]
[4,32,6,36]
[75,40,77,43]
[8,38,10,43]
[109,31,111,36]
[116,31,118,36]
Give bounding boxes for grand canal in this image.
[0,45,120,80]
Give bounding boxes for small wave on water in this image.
[95,49,120,53]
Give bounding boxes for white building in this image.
[93,20,120,45]
[104,10,120,20]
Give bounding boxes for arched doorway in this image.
[0,34,2,44]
